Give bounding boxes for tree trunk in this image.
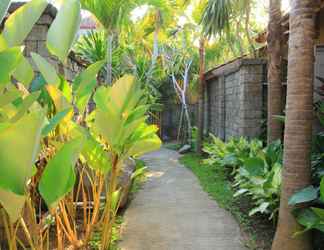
[196,37,206,155]
[271,1,316,249]
[106,34,113,85]
[267,0,283,144]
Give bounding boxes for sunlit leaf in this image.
[2,0,47,47]
[126,135,161,157]
[0,111,45,195]
[13,56,34,86]
[0,47,23,86]
[73,60,105,92]
[31,53,60,86]
[82,134,111,173]
[0,188,26,222]
[0,87,22,108]
[10,91,40,122]
[47,0,81,62]
[41,108,72,136]
[39,137,84,208]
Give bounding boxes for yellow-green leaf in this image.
[0,188,26,222]
[0,47,23,86]
[0,111,45,195]
[31,53,60,86]
[47,0,81,62]
[126,135,161,158]
[13,56,34,86]
[39,137,84,208]
[2,0,47,47]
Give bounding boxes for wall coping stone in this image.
[205,58,267,81]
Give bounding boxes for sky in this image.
[14,0,291,25]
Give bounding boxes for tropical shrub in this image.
[289,177,324,235]
[203,135,283,220]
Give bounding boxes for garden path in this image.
[119,148,246,250]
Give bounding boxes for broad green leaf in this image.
[131,166,147,180]
[47,0,81,62]
[110,75,137,113]
[249,202,270,216]
[233,188,249,197]
[94,108,121,146]
[243,157,265,176]
[73,60,105,92]
[0,35,8,52]
[81,135,111,173]
[10,91,40,122]
[0,0,10,24]
[58,78,72,103]
[39,137,84,208]
[2,0,47,47]
[293,208,320,231]
[93,86,111,112]
[74,61,105,114]
[289,186,318,206]
[0,87,22,108]
[45,84,73,125]
[126,135,161,158]
[41,108,72,136]
[0,47,23,85]
[13,56,34,86]
[0,188,26,222]
[75,78,96,115]
[312,207,324,220]
[0,111,45,195]
[31,53,60,86]
[320,177,324,202]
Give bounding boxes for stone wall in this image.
[205,59,266,140]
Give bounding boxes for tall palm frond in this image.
[80,0,136,32]
[200,0,233,37]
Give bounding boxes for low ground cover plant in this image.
[203,135,283,220]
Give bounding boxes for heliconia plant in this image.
[0,0,162,249]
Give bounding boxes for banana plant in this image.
[92,75,161,249]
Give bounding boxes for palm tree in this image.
[196,36,206,154]
[201,0,256,56]
[271,1,316,249]
[80,0,136,85]
[267,0,283,144]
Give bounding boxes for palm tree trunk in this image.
[196,37,206,155]
[271,1,316,249]
[267,0,283,144]
[106,34,113,85]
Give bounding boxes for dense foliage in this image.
[203,135,283,220]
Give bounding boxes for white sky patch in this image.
[131,4,149,22]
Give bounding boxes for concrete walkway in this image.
[119,148,246,250]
